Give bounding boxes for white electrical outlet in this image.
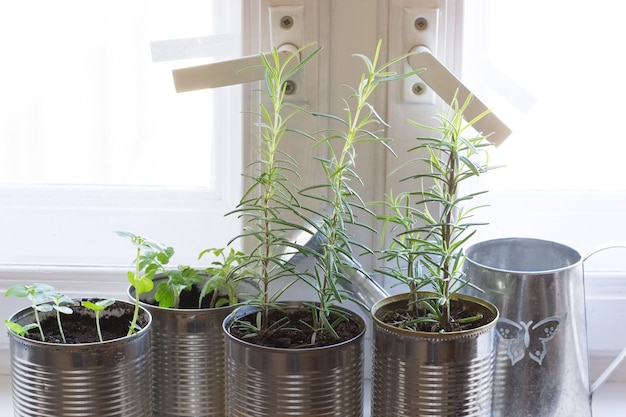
[400,7,440,105]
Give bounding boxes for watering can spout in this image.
[284,220,389,313]
[337,255,389,312]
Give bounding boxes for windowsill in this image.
[593,383,626,415]
[1,374,625,416]
[1,375,10,414]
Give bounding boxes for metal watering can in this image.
[464,237,626,417]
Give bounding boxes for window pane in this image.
[0,1,243,268]
[462,0,625,191]
[0,1,240,188]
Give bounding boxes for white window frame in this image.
[0,2,243,374]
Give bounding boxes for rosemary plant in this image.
[227,43,322,337]
[376,94,493,332]
[230,41,417,344]
[301,40,420,343]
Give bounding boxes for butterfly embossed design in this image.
[495,316,560,366]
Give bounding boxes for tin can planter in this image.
[223,303,366,417]
[128,277,236,417]
[371,293,498,417]
[8,299,153,417]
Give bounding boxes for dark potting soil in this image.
[379,297,495,333]
[141,285,227,309]
[178,285,219,309]
[25,300,147,344]
[229,307,362,349]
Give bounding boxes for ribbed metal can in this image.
[8,299,153,417]
[371,293,498,417]
[142,305,233,416]
[130,287,235,417]
[223,303,366,417]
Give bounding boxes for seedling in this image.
[82,299,115,342]
[5,284,76,343]
[5,283,57,342]
[119,232,247,310]
[117,231,173,335]
[118,230,210,310]
[199,247,247,308]
[49,293,75,343]
[154,265,202,308]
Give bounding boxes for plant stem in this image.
[457,313,484,324]
[56,311,67,344]
[33,307,45,342]
[128,245,141,336]
[209,288,218,309]
[408,255,420,316]
[442,146,456,329]
[95,311,103,343]
[315,42,403,337]
[257,55,285,332]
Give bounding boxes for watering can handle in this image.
[583,242,626,262]
[583,242,626,394]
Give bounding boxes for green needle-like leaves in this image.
[376,93,493,332]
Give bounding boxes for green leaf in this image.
[23,323,39,332]
[4,320,26,336]
[82,301,103,312]
[134,276,154,295]
[215,298,229,308]
[54,305,73,315]
[97,299,115,309]
[155,282,175,308]
[5,285,29,298]
[36,304,53,313]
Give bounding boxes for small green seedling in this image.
[119,233,245,310]
[49,293,75,343]
[82,299,115,342]
[199,247,247,308]
[5,283,57,342]
[154,265,201,308]
[117,231,174,335]
[3,320,31,337]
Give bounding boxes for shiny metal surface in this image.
[285,216,388,314]
[9,300,152,417]
[130,276,242,417]
[465,237,591,417]
[371,293,498,417]
[223,303,366,417]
